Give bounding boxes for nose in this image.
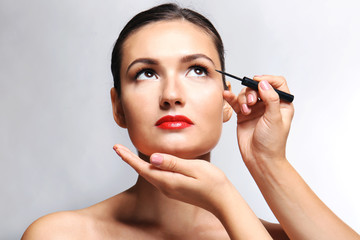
[159,77,185,109]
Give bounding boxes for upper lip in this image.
[155,115,194,126]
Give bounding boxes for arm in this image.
[114,145,272,240]
[223,75,360,240]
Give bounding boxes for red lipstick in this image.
[155,115,194,130]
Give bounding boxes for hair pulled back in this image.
[111,3,226,94]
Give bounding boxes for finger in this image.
[254,75,290,94]
[224,85,258,114]
[237,88,252,115]
[236,101,265,124]
[113,144,182,185]
[245,88,259,106]
[223,90,241,114]
[258,80,282,123]
[150,153,196,178]
[113,145,196,197]
[113,144,150,176]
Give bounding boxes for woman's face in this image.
[111,20,231,160]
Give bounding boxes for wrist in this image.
[210,182,273,239]
[245,155,289,181]
[208,180,239,219]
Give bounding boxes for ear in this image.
[223,81,233,122]
[110,87,127,128]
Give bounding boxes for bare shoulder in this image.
[21,210,94,240]
[260,219,290,240]
[21,191,137,240]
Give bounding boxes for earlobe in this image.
[223,101,233,122]
[110,88,127,128]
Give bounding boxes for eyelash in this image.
[133,64,210,80]
[134,68,156,80]
[189,64,209,76]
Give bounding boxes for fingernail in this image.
[241,103,250,114]
[113,145,124,155]
[260,80,271,91]
[151,154,163,166]
[247,94,255,104]
[254,75,263,78]
[113,145,119,152]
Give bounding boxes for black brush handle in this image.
[242,77,294,103]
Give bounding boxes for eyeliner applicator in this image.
[216,70,294,103]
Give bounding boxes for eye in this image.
[187,66,208,77]
[135,69,158,80]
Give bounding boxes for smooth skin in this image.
[22,20,359,240]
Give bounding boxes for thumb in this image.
[150,153,195,177]
[258,80,281,122]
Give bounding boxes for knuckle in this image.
[277,76,289,87]
[277,75,286,81]
[167,158,177,171]
[237,95,246,105]
[135,166,144,176]
[268,93,280,103]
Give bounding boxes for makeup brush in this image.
[216,70,294,103]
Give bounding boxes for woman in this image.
[22,3,359,240]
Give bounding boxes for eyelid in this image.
[186,64,210,76]
[134,68,158,80]
[131,63,211,80]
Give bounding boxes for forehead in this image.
[121,20,221,69]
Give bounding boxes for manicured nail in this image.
[247,94,255,104]
[113,145,125,155]
[260,80,271,91]
[113,145,119,152]
[151,154,163,166]
[241,103,250,114]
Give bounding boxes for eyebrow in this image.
[126,54,215,74]
[180,54,215,66]
[126,58,159,74]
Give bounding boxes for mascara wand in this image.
[216,70,294,103]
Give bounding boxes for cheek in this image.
[121,83,159,122]
[190,87,225,144]
[121,91,157,143]
[191,84,224,122]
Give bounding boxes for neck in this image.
[128,176,208,231]
[132,151,212,222]
[113,151,219,234]
[129,149,214,232]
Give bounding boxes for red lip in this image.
[155,115,194,129]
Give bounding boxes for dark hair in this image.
[111,3,226,94]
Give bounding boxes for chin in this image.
[136,142,217,160]
[130,130,221,160]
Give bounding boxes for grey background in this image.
[1,0,360,239]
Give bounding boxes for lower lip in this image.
[157,122,192,129]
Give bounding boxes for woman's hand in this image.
[224,76,360,239]
[113,144,231,213]
[113,144,273,239]
[223,75,294,165]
